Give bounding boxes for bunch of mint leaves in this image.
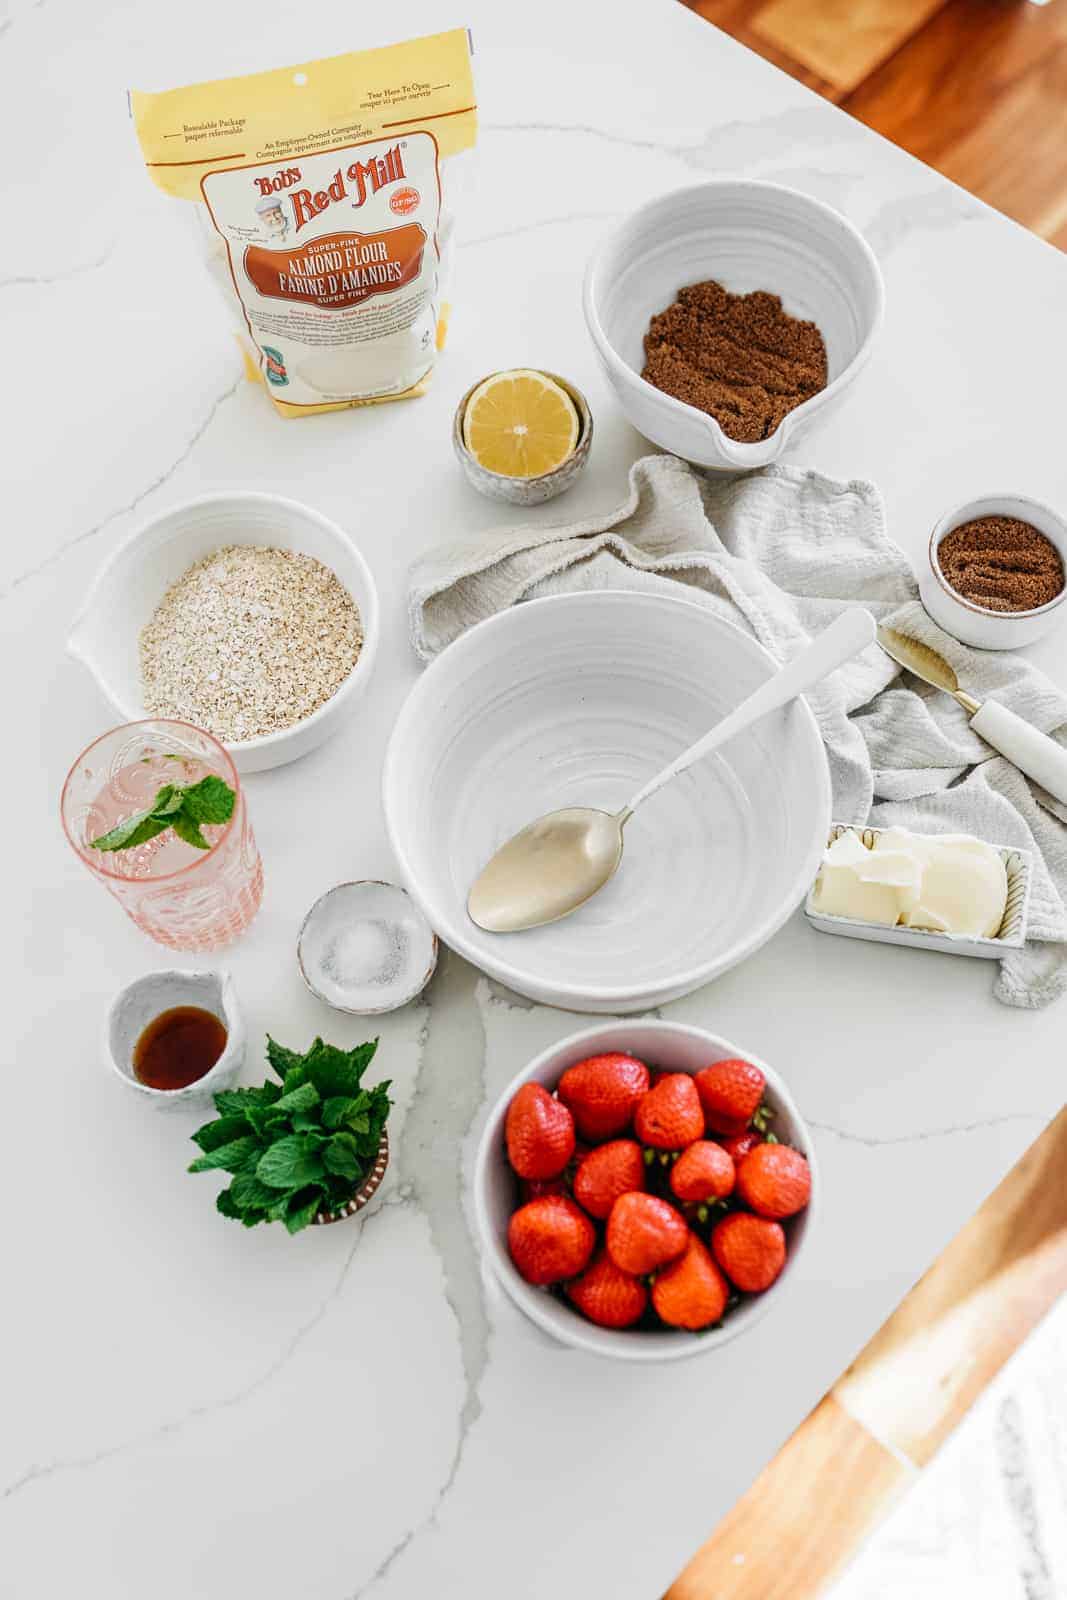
[189,1036,392,1233]
[89,773,235,853]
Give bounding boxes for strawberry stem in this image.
[751,1102,776,1134]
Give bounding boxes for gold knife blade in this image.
[876,626,981,715]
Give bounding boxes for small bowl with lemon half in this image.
[453,368,593,505]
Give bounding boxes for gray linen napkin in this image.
[409,455,1067,1007]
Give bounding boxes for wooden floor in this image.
[666,1107,1067,1600]
[684,0,1067,248]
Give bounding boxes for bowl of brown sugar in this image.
[921,493,1067,649]
[583,179,884,471]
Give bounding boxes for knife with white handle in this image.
[966,699,1067,804]
[878,625,1067,807]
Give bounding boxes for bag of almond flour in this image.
[131,29,477,416]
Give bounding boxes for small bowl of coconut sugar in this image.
[298,882,439,1015]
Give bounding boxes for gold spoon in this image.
[467,608,877,933]
[878,625,1067,804]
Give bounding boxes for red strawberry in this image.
[566,1251,648,1328]
[694,1059,765,1136]
[711,1212,786,1293]
[520,1174,567,1202]
[573,1139,645,1220]
[651,1232,730,1330]
[721,1129,763,1164]
[558,1053,650,1141]
[736,1144,811,1219]
[669,1140,735,1203]
[634,1073,704,1150]
[508,1195,594,1285]
[606,1191,688,1275]
[505,1082,575,1180]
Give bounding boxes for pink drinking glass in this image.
[61,720,264,952]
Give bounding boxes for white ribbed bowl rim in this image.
[382,591,833,1008]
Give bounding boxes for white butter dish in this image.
[804,824,1032,958]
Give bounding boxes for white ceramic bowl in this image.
[583,179,884,471]
[297,880,439,1014]
[920,493,1067,650]
[383,591,831,1012]
[68,492,380,773]
[473,1019,818,1361]
[103,968,245,1110]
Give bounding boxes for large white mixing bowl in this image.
[383,592,831,1012]
[583,179,884,471]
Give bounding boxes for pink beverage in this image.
[61,721,263,951]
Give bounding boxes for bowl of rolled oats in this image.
[68,492,380,772]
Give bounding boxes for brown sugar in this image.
[937,516,1065,613]
[641,279,828,442]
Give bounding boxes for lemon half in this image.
[463,369,580,479]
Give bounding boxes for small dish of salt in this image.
[298,881,438,1015]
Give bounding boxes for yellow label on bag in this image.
[132,30,477,416]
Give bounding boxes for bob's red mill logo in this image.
[254,146,407,233]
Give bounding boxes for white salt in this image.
[321,919,406,990]
[299,882,437,1014]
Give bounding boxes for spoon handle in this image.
[622,608,877,817]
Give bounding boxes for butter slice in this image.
[812,829,921,927]
[812,826,1008,939]
[874,827,1007,938]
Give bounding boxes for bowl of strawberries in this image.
[474,1019,816,1360]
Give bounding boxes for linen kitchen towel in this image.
[409,454,1067,1008]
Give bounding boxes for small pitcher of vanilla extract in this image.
[104,970,245,1109]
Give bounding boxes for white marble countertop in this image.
[5,1,1067,1595]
